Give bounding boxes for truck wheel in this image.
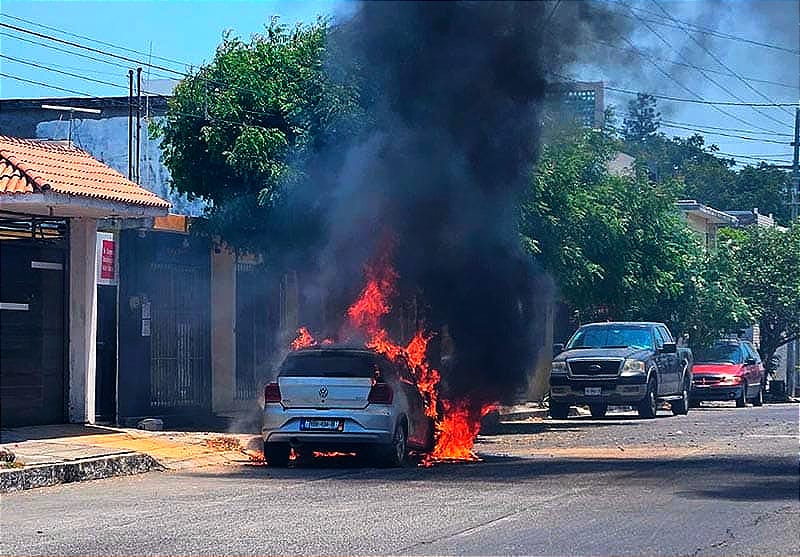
[751,385,764,407]
[589,404,607,418]
[263,441,290,467]
[637,375,658,419]
[549,402,570,419]
[736,384,747,408]
[671,373,690,416]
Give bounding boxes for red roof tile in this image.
[0,135,170,208]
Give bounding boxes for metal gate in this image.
[149,262,210,409]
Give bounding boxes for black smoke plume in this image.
[290,1,630,407]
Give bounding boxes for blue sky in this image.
[0,0,797,168]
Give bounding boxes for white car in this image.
[262,347,434,467]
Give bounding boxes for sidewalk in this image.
[0,424,262,493]
[1,405,566,493]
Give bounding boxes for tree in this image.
[154,19,363,250]
[720,224,800,371]
[622,93,661,143]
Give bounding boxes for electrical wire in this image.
[616,1,789,133]
[1,54,130,91]
[0,12,195,72]
[659,123,792,144]
[661,120,794,138]
[606,0,800,56]
[648,0,795,119]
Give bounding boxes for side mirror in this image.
[553,343,564,357]
[661,342,677,354]
[745,357,756,365]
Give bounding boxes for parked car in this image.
[549,322,693,419]
[690,339,765,407]
[262,347,434,467]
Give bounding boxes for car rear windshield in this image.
[279,353,379,378]
[694,344,742,364]
[566,326,654,350]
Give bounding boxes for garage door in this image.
[0,234,66,427]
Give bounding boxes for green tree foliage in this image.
[618,95,792,224]
[720,224,800,370]
[621,93,661,143]
[521,128,751,345]
[155,18,363,250]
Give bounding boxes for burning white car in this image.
[262,347,434,467]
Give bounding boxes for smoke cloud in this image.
[289,1,631,407]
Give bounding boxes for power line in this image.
[0,12,195,72]
[649,0,795,119]
[0,72,95,97]
[552,75,796,107]
[661,119,794,138]
[0,22,187,78]
[607,0,800,56]
[659,122,792,145]
[1,54,129,91]
[617,0,790,133]
[592,39,798,91]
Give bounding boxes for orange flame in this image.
[290,256,490,465]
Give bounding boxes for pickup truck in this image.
[549,322,693,419]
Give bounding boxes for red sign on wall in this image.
[100,239,115,280]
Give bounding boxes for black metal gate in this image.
[149,262,210,409]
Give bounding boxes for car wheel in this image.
[378,421,408,468]
[549,402,570,419]
[637,374,658,419]
[263,441,290,467]
[589,404,607,418]
[736,384,747,408]
[750,385,764,407]
[671,373,690,416]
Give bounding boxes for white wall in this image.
[68,218,98,423]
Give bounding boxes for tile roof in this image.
[0,135,170,208]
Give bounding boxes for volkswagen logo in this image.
[318,386,329,401]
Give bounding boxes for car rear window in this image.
[694,344,742,364]
[279,353,380,378]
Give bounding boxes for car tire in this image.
[637,374,658,419]
[750,385,764,407]
[378,421,408,468]
[671,372,690,416]
[589,404,607,418]
[736,384,747,408]
[263,441,291,467]
[549,402,570,419]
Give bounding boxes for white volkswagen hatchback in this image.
[262,347,434,467]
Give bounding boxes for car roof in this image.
[581,321,664,328]
[288,346,378,357]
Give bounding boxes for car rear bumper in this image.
[549,375,647,404]
[262,404,394,446]
[690,384,745,401]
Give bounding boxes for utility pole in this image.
[135,67,142,185]
[128,69,134,180]
[791,107,799,223]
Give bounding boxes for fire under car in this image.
[262,347,434,467]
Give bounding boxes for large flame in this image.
[290,258,492,464]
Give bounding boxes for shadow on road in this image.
[187,453,799,503]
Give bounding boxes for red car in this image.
[691,340,765,407]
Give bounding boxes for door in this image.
[0,241,66,426]
[95,286,117,422]
[149,263,211,410]
[654,327,679,394]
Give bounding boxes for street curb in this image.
[0,452,162,493]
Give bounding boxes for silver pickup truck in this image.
[549,322,693,419]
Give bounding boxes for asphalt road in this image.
[2,403,798,556]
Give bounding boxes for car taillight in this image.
[264,382,281,403]
[368,382,394,404]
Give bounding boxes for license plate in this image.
[300,418,343,431]
[584,387,602,396]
